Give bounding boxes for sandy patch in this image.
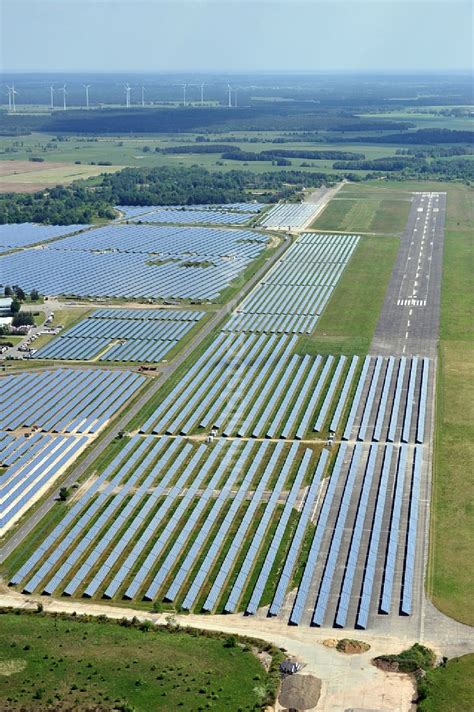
[0,659,27,676]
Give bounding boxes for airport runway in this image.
[371,192,446,358]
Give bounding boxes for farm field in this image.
[311,185,412,235]
[0,611,274,712]
[0,160,121,193]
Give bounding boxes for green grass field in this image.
[418,655,474,712]
[0,611,277,711]
[427,182,474,625]
[0,131,401,178]
[296,234,399,356]
[311,186,412,235]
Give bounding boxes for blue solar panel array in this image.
[35,308,204,363]
[0,224,268,300]
[0,434,88,535]
[0,223,87,254]
[139,333,365,440]
[0,368,145,434]
[268,449,329,617]
[224,233,360,334]
[117,202,265,221]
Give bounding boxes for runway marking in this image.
[397,299,427,307]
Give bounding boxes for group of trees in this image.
[333,155,474,181]
[0,165,336,224]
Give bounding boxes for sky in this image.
[1,0,473,74]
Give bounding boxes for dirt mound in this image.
[279,673,321,711]
[336,638,371,654]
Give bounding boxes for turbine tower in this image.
[227,83,232,108]
[141,85,145,107]
[10,85,17,112]
[125,83,131,108]
[82,84,91,109]
[50,85,55,109]
[182,83,187,107]
[59,84,67,110]
[200,83,205,107]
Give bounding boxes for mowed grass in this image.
[296,234,399,356]
[311,190,411,235]
[418,655,474,712]
[0,163,122,192]
[427,182,474,625]
[0,612,271,711]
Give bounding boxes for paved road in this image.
[371,191,446,358]
[0,232,292,563]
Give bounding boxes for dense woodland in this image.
[0,166,330,224]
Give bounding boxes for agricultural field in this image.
[0,611,276,712]
[0,159,121,193]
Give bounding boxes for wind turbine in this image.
[227,83,232,108]
[200,83,205,107]
[59,84,67,110]
[82,84,91,109]
[181,83,187,107]
[124,83,131,108]
[141,85,145,107]
[10,85,17,112]
[50,85,55,109]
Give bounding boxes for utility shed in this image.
[0,297,13,317]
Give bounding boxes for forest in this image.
[0,166,331,224]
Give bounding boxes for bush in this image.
[12,311,34,327]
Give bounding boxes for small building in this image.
[0,297,13,317]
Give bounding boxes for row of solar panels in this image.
[46,224,268,257]
[129,208,254,226]
[0,368,145,434]
[259,203,320,229]
[35,312,202,363]
[89,308,204,321]
[0,223,86,253]
[288,443,423,628]
[53,316,198,342]
[342,355,430,444]
[0,248,255,301]
[140,334,358,439]
[0,434,88,534]
[9,435,425,629]
[117,202,265,220]
[224,233,359,334]
[11,438,317,613]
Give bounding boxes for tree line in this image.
[0,166,335,224]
